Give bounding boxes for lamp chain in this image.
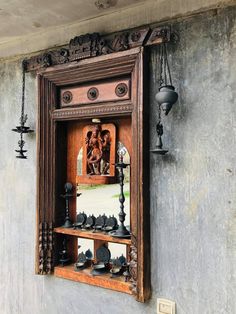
[163,43,172,86]
[20,61,26,126]
[159,44,164,86]
[159,43,173,87]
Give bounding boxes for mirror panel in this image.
[77,147,83,176]
[108,243,127,259]
[76,142,130,227]
[77,238,94,256]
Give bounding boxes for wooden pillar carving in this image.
[38,222,53,274]
[129,234,138,295]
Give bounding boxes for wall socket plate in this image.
[157,298,176,314]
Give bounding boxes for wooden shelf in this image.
[54,227,131,245]
[54,264,132,295]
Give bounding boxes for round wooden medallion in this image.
[87,87,99,100]
[115,83,128,97]
[62,90,73,103]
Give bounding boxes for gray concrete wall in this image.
[0,6,236,314]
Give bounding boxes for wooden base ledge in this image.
[54,265,132,295]
[54,227,131,245]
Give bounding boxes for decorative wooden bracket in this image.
[25,26,171,72]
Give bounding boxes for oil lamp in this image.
[151,42,178,154]
[151,93,169,155]
[155,43,178,115]
[109,142,130,238]
[12,60,34,158]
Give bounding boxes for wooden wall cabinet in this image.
[36,47,150,302]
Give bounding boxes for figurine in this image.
[86,124,102,175]
[85,125,111,176]
[101,130,111,174]
[59,238,70,266]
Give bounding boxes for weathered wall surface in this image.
[0,6,236,314]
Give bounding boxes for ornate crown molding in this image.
[25,26,171,72]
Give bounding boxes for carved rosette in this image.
[50,48,69,64]
[62,91,73,104]
[129,234,138,295]
[38,222,53,275]
[26,53,51,71]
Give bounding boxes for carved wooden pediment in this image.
[25,26,171,72]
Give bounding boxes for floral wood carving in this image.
[38,222,53,275]
[50,48,69,64]
[25,26,171,72]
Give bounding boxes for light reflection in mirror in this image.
[77,238,94,256]
[109,243,127,259]
[77,147,83,176]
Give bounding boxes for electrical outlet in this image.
[157,298,176,314]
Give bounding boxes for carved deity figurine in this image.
[101,131,111,175]
[86,125,103,175]
[85,125,111,175]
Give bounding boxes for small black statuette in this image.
[59,237,70,266]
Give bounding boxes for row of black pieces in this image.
[59,239,130,280]
[75,252,129,279]
[73,212,118,232]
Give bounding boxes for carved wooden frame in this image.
[36,47,150,302]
